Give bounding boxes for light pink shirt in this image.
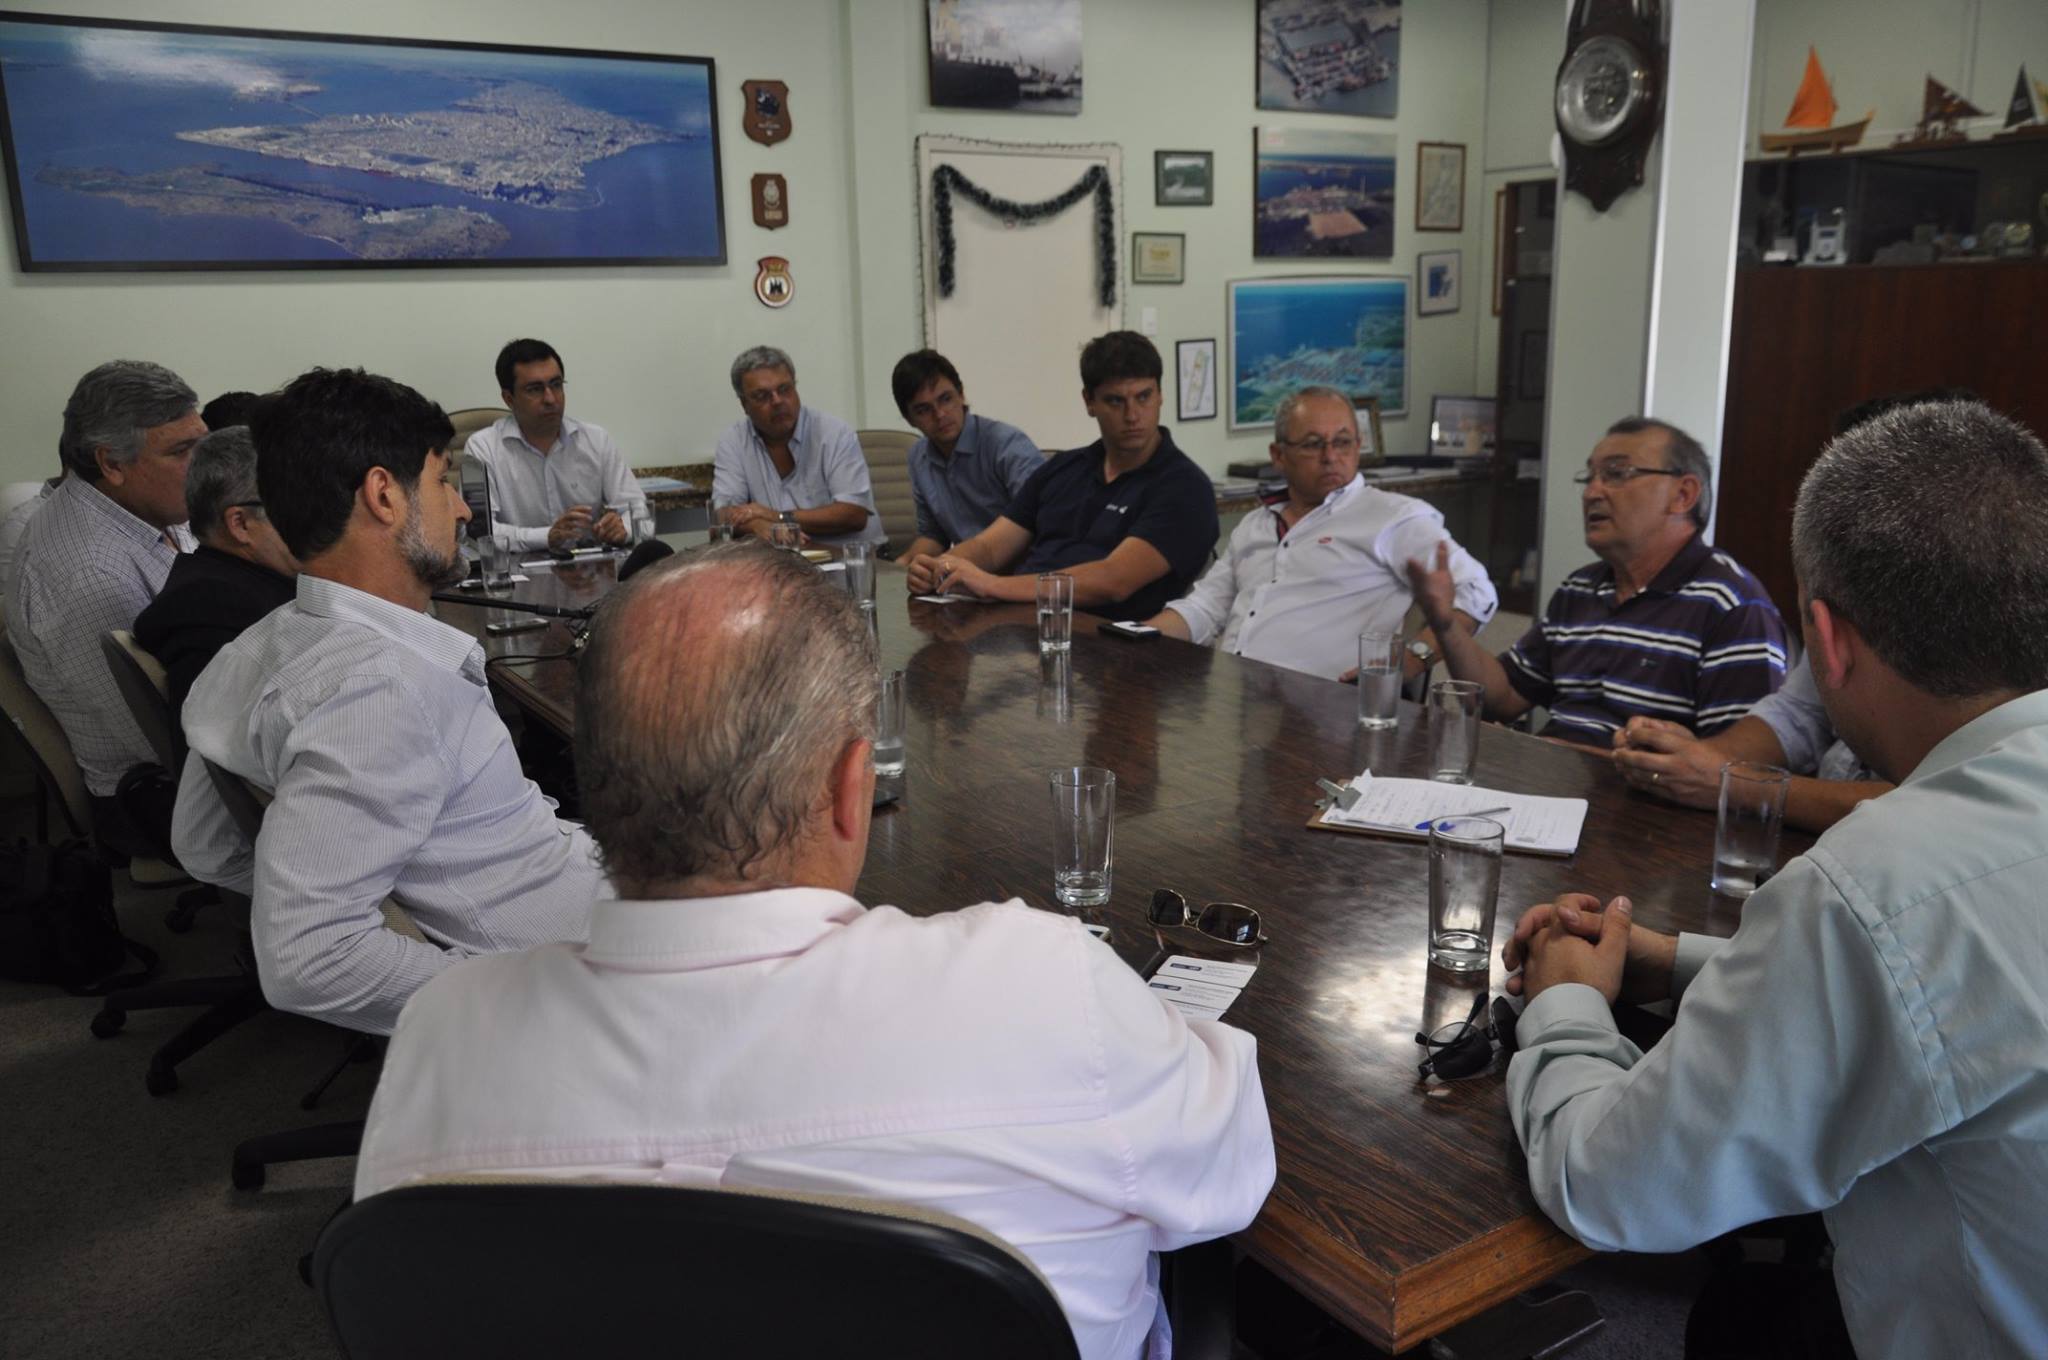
[355,889,1275,1360]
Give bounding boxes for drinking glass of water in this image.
[1427,815,1504,972]
[479,536,516,590]
[1357,630,1401,729]
[873,669,907,777]
[1428,680,1484,784]
[1037,574,1074,653]
[841,543,876,611]
[1711,761,1789,897]
[1049,766,1114,908]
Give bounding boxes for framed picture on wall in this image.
[1227,275,1409,428]
[1254,126,1396,259]
[0,13,726,271]
[1415,141,1465,232]
[1417,249,1460,315]
[928,0,1082,113]
[1155,150,1213,206]
[1176,338,1218,422]
[1256,0,1401,118]
[1132,231,1185,284]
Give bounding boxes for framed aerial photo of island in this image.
[1227,275,1408,429]
[1256,0,1400,118]
[0,13,725,271]
[1254,126,1396,259]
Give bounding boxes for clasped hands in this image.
[1503,892,1678,1008]
[547,504,629,551]
[903,551,995,599]
[718,502,811,545]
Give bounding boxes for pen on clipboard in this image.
[1413,805,1511,831]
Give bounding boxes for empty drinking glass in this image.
[1037,574,1074,653]
[1428,816,1504,972]
[841,543,876,611]
[1712,761,1790,897]
[1357,630,1402,729]
[1049,766,1115,908]
[1428,680,1484,784]
[874,669,906,777]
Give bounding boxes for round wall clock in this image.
[1554,0,1666,212]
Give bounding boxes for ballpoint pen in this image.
[1414,805,1511,831]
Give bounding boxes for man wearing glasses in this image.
[891,348,1044,561]
[464,338,650,553]
[1143,384,1496,681]
[1412,417,1786,745]
[713,345,884,549]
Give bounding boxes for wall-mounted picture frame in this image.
[1227,275,1409,428]
[0,12,725,271]
[1132,231,1185,284]
[1417,249,1460,315]
[1256,0,1401,118]
[927,0,1082,114]
[1415,140,1465,233]
[1254,125,1396,259]
[1176,338,1218,422]
[1155,150,1213,206]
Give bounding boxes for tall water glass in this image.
[1037,574,1074,653]
[1049,767,1115,908]
[1428,816,1504,972]
[1428,680,1484,784]
[768,520,802,552]
[1712,761,1790,897]
[479,536,516,590]
[706,520,736,545]
[873,670,907,777]
[841,543,876,611]
[1356,630,1402,729]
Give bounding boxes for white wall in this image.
[1476,0,1566,397]
[1748,0,2048,148]
[0,0,864,485]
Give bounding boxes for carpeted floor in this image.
[0,746,1707,1360]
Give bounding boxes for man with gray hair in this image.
[6,360,202,857]
[1501,400,2048,1357]
[1144,384,1497,681]
[711,345,883,547]
[353,543,1275,1360]
[132,426,298,720]
[1413,415,1786,745]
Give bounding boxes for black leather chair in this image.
[314,1179,1082,1360]
[88,631,261,1096]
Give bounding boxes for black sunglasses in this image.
[1148,889,1266,948]
[1415,993,1520,1081]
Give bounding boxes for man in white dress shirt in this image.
[1503,400,2048,1359]
[463,338,649,552]
[1145,385,1496,682]
[173,368,606,1035]
[712,345,884,548]
[354,543,1274,1360]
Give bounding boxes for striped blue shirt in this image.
[1502,533,1787,745]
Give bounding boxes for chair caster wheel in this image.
[91,1009,126,1038]
[232,1157,266,1191]
[145,1062,179,1097]
[165,904,198,933]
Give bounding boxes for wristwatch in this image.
[777,509,797,526]
[1408,640,1438,669]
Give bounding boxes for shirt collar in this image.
[296,574,486,682]
[749,407,809,457]
[1902,690,2048,788]
[1588,530,1711,596]
[1090,426,1180,484]
[952,413,982,457]
[580,887,867,970]
[59,474,175,551]
[500,414,582,455]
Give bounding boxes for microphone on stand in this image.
[616,538,675,582]
[430,593,596,620]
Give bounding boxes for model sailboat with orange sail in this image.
[1759,48,1872,154]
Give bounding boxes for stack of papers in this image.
[1147,955,1257,1022]
[634,475,692,492]
[1317,771,1587,856]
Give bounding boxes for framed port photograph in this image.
[1131,231,1184,284]
[1227,275,1409,429]
[1417,249,1460,315]
[0,12,725,271]
[1176,338,1217,422]
[927,0,1082,114]
[1154,149,1212,206]
[1254,125,1396,259]
[1415,140,1464,232]
[1256,0,1400,118]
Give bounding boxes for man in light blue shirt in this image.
[712,345,883,548]
[173,367,604,1035]
[889,348,1042,560]
[1503,400,2048,1359]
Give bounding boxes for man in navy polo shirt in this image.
[903,332,1218,623]
[892,349,1045,560]
[1411,417,1786,746]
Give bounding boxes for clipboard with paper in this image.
[1308,771,1587,857]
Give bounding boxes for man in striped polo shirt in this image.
[1411,417,1786,746]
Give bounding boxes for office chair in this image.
[855,428,919,559]
[87,633,263,1095]
[442,406,508,456]
[315,1178,1082,1360]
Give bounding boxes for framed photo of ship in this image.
[1254,126,1396,259]
[1227,275,1409,430]
[927,0,1082,114]
[0,13,724,271]
[1256,0,1401,118]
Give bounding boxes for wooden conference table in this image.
[439,553,1808,1353]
